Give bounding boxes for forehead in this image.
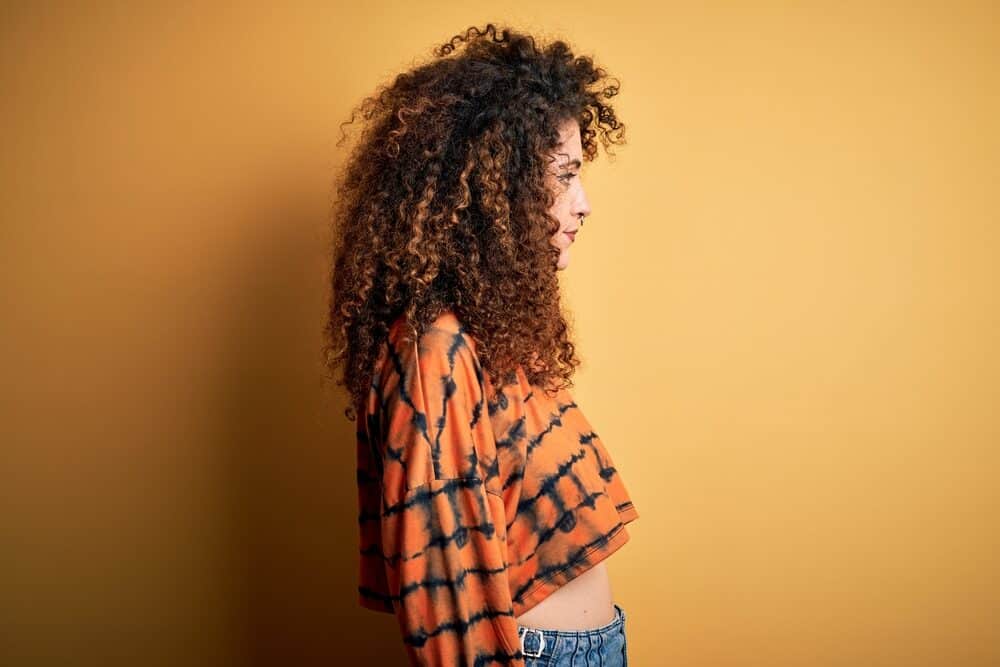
[553,119,582,163]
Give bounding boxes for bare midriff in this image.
[514,561,616,631]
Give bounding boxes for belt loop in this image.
[519,627,546,658]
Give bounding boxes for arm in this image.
[377,325,524,666]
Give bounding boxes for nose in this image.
[574,186,591,221]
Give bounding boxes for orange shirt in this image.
[356,310,639,665]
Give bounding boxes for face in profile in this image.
[547,118,592,271]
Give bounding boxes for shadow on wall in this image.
[213,182,407,665]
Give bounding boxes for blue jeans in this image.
[516,603,628,666]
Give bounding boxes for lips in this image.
[564,231,577,242]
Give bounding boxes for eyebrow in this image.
[559,159,582,170]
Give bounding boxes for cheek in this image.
[548,201,569,225]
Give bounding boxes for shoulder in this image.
[387,309,480,362]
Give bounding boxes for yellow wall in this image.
[2,3,997,665]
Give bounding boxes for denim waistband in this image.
[516,603,626,660]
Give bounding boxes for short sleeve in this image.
[376,323,525,666]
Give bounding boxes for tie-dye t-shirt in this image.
[355,309,639,666]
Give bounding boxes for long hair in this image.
[323,22,626,420]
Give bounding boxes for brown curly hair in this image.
[323,22,626,421]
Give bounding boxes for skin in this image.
[547,117,592,271]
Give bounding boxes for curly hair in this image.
[323,22,626,421]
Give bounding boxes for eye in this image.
[557,172,578,183]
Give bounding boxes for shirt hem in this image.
[358,595,395,615]
[512,517,635,618]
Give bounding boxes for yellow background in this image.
[2,2,997,665]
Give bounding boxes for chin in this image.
[553,246,570,270]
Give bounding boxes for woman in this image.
[324,23,639,665]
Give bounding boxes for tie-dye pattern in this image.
[356,310,639,666]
